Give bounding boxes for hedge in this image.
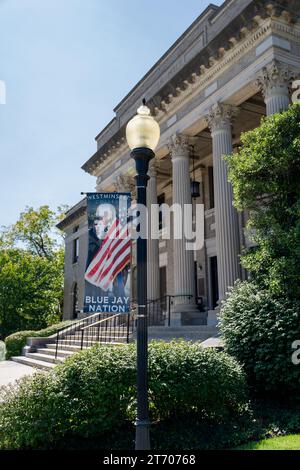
[0,341,248,449]
[219,281,300,397]
[5,321,74,359]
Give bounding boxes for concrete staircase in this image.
[145,325,219,343]
[11,327,130,371]
[11,323,220,371]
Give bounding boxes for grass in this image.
[235,435,300,450]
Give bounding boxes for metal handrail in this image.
[55,294,197,358]
[55,309,134,358]
[146,294,194,327]
[80,312,125,331]
[79,311,133,350]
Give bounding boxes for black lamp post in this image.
[190,145,201,199]
[126,99,160,450]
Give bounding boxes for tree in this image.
[0,206,67,338]
[1,205,67,259]
[225,104,300,299]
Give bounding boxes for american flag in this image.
[85,217,131,292]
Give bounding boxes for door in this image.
[210,256,219,310]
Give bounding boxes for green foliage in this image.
[4,321,73,359]
[0,248,64,339]
[219,281,300,396]
[225,104,300,299]
[20,399,300,450]
[147,341,247,421]
[0,205,68,338]
[31,401,300,450]
[0,205,66,259]
[235,435,300,450]
[0,341,248,449]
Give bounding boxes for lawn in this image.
[236,435,300,450]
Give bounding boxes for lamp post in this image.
[126,99,160,450]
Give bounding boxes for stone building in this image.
[58,0,300,327]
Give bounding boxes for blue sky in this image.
[0,0,222,226]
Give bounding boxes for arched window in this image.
[72,283,78,319]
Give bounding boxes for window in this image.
[73,238,79,264]
[208,167,214,209]
[158,193,165,230]
[73,225,79,233]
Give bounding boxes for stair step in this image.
[46,342,125,353]
[65,331,130,338]
[36,348,74,358]
[11,356,55,371]
[63,335,127,342]
[56,338,128,347]
[26,352,65,364]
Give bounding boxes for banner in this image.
[84,192,131,314]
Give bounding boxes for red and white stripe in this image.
[85,219,131,291]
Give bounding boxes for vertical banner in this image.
[84,192,131,314]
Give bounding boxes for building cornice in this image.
[56,199,87,231]
[82,1,300,176]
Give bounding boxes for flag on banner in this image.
[83,192,131,314]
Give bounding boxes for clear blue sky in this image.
[0,0,222,226]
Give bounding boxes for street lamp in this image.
[126,99,160,450]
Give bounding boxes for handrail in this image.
[146,294,195,327]
[80,312,125,331]
[62,309,109,330]
[55,294,198,358]
[54,309,113,345]
[55,309,134,358]
[79,311,133,350]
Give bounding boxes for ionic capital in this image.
[205,103,239,134]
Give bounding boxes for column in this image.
[114,174,135,197]
[206,103,241,304]
[256,60,291,115]
[168,134,197,322]
[147,160,160,301]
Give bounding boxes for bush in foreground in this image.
[219,281,300,397]
[0,341,248,449]
[225,104,300,300]
[5,321,73,359]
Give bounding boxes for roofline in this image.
[93,3,219,143]
[94,117,116,142]
[56,198,87,230]
[84,0,281,174]
[113,4,219,112]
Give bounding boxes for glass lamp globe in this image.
[126,103,160,152]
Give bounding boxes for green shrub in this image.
[148,341,247,421]
[225,104,300,300]
[5,321,73,359]
[0,341,248,449]
[219,281,300,397]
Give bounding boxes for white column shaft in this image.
[170,136,195,305]
[212,124,240,301]
[265,87,289,115]
[147,168,160,301]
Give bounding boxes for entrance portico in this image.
[60,0,300,327]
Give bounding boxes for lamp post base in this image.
[135,419,151,450]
